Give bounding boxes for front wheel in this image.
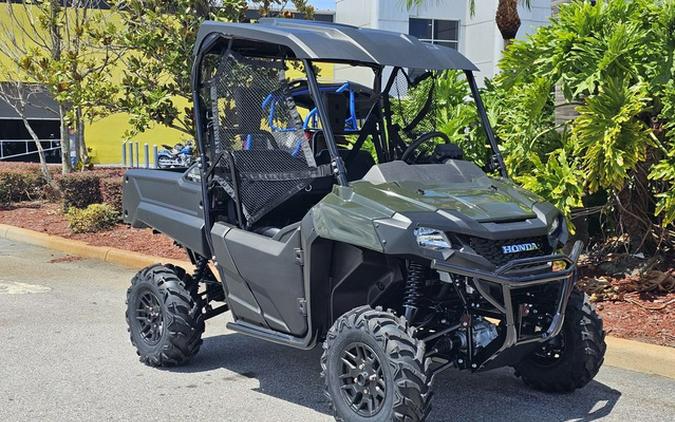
[126,264,205,367]
[514,289,606,392]
[321,306,433,422]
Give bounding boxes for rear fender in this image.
[122,168,209,256]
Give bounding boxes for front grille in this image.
[463,236,553,267]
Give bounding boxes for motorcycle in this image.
[157,142,194,169]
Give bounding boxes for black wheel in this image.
[321,306,432,422]
[157,156,173,169]
[514,289,606,392]
[126,264,205,367]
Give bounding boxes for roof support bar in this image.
[303,59,349,186]
[191,33,225,256]
[465,70,508,179]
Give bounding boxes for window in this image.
[409,18,459,50]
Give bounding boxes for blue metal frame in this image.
[336,82,358,131]
[263,83,361,133]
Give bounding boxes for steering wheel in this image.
[401,131,451,163]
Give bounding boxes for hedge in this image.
[0,169,48,207]
[0,164,124,211]
[0,180,9,207]
[100,177,123,213]
[57,173,102,210]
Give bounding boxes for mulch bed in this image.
[596,298,674,347]
[577,254,675,347]
[1,200,673,347]
[0,201,187,260]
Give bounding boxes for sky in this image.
[308,0,336,10]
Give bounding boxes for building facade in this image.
[1,1,553,165]
[0,4,335,165]
[0,83,61,162]
[335,0,551,85]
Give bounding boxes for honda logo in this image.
[502,242,539,254]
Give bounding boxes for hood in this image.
[350,179,540,222]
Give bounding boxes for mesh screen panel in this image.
[390,68,438,136]
[206,51,324,227]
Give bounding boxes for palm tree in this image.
[405,0,531,46]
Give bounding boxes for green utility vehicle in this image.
[123,19,606,421]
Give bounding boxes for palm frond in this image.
[573,77,653,192]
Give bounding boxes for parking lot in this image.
[1,238,673,421]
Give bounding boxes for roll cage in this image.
[191,19,507,256]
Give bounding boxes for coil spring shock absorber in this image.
[403,261,425,322]
[193,256,208,282]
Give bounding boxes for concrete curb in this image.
[605,336,675,379]
[0,223,193,271]
[1,223,673,379]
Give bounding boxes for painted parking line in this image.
[0,280,51,295]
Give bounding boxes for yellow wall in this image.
[1,4,334,165]
[88,64,334,165]
[87,114,186,165]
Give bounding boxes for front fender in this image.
[311,185,393,252]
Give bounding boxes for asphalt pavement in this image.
[1,238,673,421]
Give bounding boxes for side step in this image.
[226,320,314,350]
[204,303,229,320]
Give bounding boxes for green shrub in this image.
[100,177,123,213]
[0,170,47,207]
[0,181,9,207]
[57,173,101,210]
[65,203,119,233]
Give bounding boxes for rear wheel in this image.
[157,155,173,168]
[321,306,433,421]
[514,289,606,392]
[126,264,205,367]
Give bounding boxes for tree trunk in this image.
[615,150,662,254]
[73,128,81,171]
[496,0,521,42]
[20,117,52,183]
[59,104,72,174]
[73,108,81,169]
[77,108,88,168]
[50,1,70,174]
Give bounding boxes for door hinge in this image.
[294,248,304,266]
[297,298,307,316]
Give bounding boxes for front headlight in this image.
[414,227,452,250]
[548,216,561,236]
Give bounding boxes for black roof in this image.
[0,82,59,120]
[194,19,478,71]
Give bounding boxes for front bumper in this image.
[431,240,583,371]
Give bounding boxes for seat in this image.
[342,149,375,181]
[433,143,464,162]
[253,221,301,242]
[312,129,376,182]
[254,226,281,238]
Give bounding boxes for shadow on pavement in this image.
[169,332,621,421]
